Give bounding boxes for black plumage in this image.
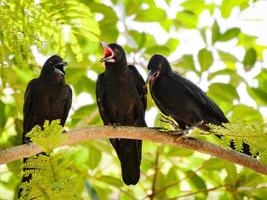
[96,42,147,185]
[146,54,250,154]
[18,55,72,197]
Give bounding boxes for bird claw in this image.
[114,123,121,128]
[150,127,169,132]
[108,123,121,128]
[159,114,180,130]
[169,130,183,135]
[182,120,204,135]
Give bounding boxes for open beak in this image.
[100,42,115,63]
[56,61,68,67]
[146,70,160,84]
[54,61,68,75]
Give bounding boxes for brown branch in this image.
[0,126,267,175]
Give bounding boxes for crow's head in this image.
[146,54,171,85]
[100,42,126,66]
[40,55,68,81]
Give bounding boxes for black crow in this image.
[96,42,147,185]
[18,55,72,197]
[146,54,250,154]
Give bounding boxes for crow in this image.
[96,42,147,185]
[146,54,250,154]
[18,55,72,197]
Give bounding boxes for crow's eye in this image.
[114,49,119,54]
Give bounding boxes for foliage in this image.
[205,123,267,162]
[1,0,267,199]
[19,121,84,199]
[27,120,67,152]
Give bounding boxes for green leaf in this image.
[165,167,180,197]
[129,30,146,49]
[88,145,102,169]
[69,32,83,62]
[27,120,67,152]
[85,180,99,200]
[207,68,243,86]
[218,28,240,41]
[217,50,237,62]
[161,19,173,31]
[256,69,267,89]
[212,20,220,43]
[220,0,249,18]
[88,2,118,41]
[167,147,194,157]
[180,54,196,71]
[200,28,207,44]
[146,46,170,55]
[135,7,166,22]
[198,48,214,71]
[186,170,207,199]
[70,104,99,126]
[181,0,205,15]
[0,101,7,129]
[176,11,198,29]
[201,170,223,186]
[202,158,225,171]
[208,83,239,102]
[70,146,89,166]
[166,38,179,52]
[224,162,237,184]
[230,104,263,123]
[247,87,267,107]
[99,175,124,187]
[243,48,257,71]
[92,185,110,200]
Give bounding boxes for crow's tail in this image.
[110,139,142,185]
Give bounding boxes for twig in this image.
[1,126,267,175]
[166,185,225,200]
[151,165,204,197]
[148,146,161,200]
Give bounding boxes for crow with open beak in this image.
[18,55,72,197]
[146,54,251,155]
[96,42,147,185]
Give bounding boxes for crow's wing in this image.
[169,72,228,123]
[128,65,147,111]
[23,79,42,142]
[96,73,111,125]
[61,85,72,126]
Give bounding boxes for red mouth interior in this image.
[104,47,113,58]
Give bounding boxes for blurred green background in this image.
[1,0,267,199]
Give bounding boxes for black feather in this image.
[18,55,72,197]
[96,43,147,185]
[147,54,251,155]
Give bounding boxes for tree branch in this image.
[0,126,267,175]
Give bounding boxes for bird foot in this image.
[150,127,169,132]
[169,130,183,135]
[109,123,121,128]
[159,114,180,130]
[182,120,204,135]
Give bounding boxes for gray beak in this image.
[56,61,68,67]
[146,70,153,84]
[146,70,160,84]
[54,61,68,76]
